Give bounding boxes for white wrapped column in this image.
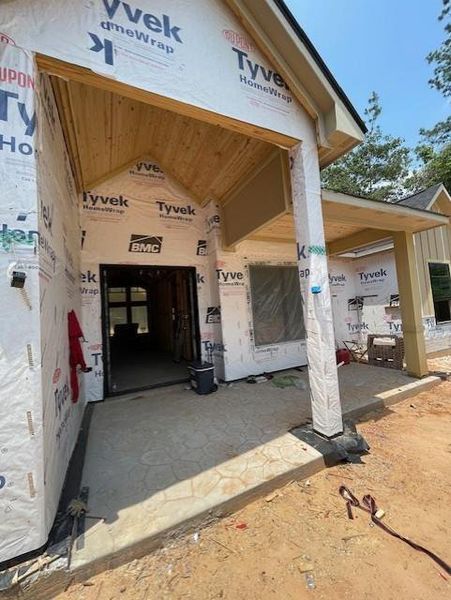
[289,143,343,437]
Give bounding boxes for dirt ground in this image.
[428,353,451,374]
[56,381,451,600]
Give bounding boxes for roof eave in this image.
[225,0,366,166]
[323,188,450,232]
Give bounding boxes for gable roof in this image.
[394,183,450,212]
[272,0,367,134]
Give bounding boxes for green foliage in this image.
[408,144,451,193]
[419,116,451,149]
[427,0,450,97]
[408,1,451,193]
[321,92,411,201]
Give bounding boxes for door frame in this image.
[100,263,201,397]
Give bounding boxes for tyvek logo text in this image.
[89,0,183,66]
[157,200,195,222]
[0,87,36,157]
[83,192,129,216]
[231,47,292,105]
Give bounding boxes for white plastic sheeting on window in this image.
[217,244,308,381]
[249,265,305,346]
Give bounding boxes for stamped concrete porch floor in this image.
[71,364,440,572]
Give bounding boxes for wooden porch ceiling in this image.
[51,77,275,204]
[249,213,364,244]
[250,190,449,248]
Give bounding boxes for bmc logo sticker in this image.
[206,306,221,324]
[129,234,162,253]
[197,240,207,256]
[348,297,364,311]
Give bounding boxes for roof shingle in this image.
[394,183,443,211]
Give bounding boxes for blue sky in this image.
[286,0,448,147]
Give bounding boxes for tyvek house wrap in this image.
[80,160,225,399]
[80,160,309,399]
[0,0,347,558]
[329,251,451,353]
[0,0,312,142]
[329,253,401,346]
[36,73,84,541]
[0,43,84,563]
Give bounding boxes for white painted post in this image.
[289,143,343,437]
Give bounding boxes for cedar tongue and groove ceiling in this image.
[51,77,275,205]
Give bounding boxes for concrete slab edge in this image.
[343,375,441,421]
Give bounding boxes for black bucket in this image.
[188,361,216,395]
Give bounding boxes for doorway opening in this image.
[100,265,200,395]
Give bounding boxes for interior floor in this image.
[110,349,189,393]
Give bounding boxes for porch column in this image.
[289,143,343,438]
[393,231,428,377]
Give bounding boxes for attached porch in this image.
[244,188,449,377]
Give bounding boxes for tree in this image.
[408,144,451,192]
[408,0,451,192]
[427,0,450,98]
[321,92,411,201]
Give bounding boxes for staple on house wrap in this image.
[27,473,36,499]
[26,411,35,437]
[20,287,32,310]
[26,343,34,368]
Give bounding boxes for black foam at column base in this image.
[290,420,370,466]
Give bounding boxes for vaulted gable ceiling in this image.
[51,77,275,203]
